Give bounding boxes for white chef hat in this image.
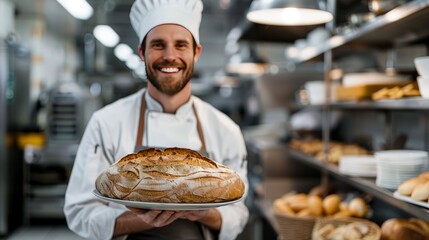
[130,0,203,47]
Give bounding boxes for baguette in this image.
[95,148,245,203]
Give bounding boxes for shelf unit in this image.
[291,97,429,110]
[293,0,429,63]
[248,0,429,236]
[287,148,429,222]
[330,98,429,110]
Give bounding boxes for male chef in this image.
[63,0,249,239]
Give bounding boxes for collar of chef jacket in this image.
[142,90,203,150]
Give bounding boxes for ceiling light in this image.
[114,44,134,61]
[134,63,147,79]
[93,25,120,47]
[126,54,141,70]
[57,0,93,20]
[247,0,333,26]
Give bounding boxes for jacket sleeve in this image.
[217,125,250,240]
[63,114,128,240]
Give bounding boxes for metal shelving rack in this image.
[294,0,429,63]
[287,148,429,222]
[251,0,429,236]
[292,98,429,110]
[285,0,429,226]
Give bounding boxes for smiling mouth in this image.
[159,67,180,73]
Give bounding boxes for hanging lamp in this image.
[246,0,333,26]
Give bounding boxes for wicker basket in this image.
[274,211,318,240]
[311,217,381,240]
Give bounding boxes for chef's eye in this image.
[152,43,164,49]
[150,40,165,49]
[176,41,189,49]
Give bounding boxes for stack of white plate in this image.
[375,150,429,190]
[339,155,377,177]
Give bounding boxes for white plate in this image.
[393,191,429,209]
[93,190,243,210]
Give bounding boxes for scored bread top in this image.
[115,148,220,169]
[95,147,245,203]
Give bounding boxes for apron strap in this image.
[193,104,207,152]
[135,92,207,151]
[135,93,146,147]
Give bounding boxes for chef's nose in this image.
[162,46,176,61]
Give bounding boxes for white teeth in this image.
[160,67,179,73]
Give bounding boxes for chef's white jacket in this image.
[64,89,249,240]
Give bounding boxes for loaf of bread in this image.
[95,148,245,203]
[381,218,429,240]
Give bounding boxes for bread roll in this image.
[409,218,429,234]
[284,194,308,212]
[411,181,429,201]
[332,209,353,218]
[296,208,312,217]
[308,195,323,216]
[323,194,341,215]
[419,172,429,179]
[381,218,429,240]
[348,197,368,218]
[273,199,295,216]
[398,177,428,196]
[95,148,245,203]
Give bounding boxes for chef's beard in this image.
[145,61,193,96]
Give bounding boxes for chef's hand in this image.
[180,209,222,231]
[179,210,211,221]
[127,207,186,228]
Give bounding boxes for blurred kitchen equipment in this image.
[46,81,96,146]
[342,72,411,87]
[5,36,33,131]
[304,80,338,104]
[0,35,8,236]
[368,0,406,15]
[23,81,101,221]
[417,76,429,98]
[307,27,330,46]
[226,44,269,76]
[290,109,342,132]
[348,13,375,28]
[414,56,429,76]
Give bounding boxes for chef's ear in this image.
[194,44,202,63]
[139,46,145,61]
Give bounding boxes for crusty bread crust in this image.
[381,218,429,240]
[95,147,245,203]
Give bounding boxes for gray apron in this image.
[127,93,216,240]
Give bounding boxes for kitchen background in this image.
[1,0,429,239]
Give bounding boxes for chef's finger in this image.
[162,211,186,226]
[139,210,162,223]
[152,211,175,227]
